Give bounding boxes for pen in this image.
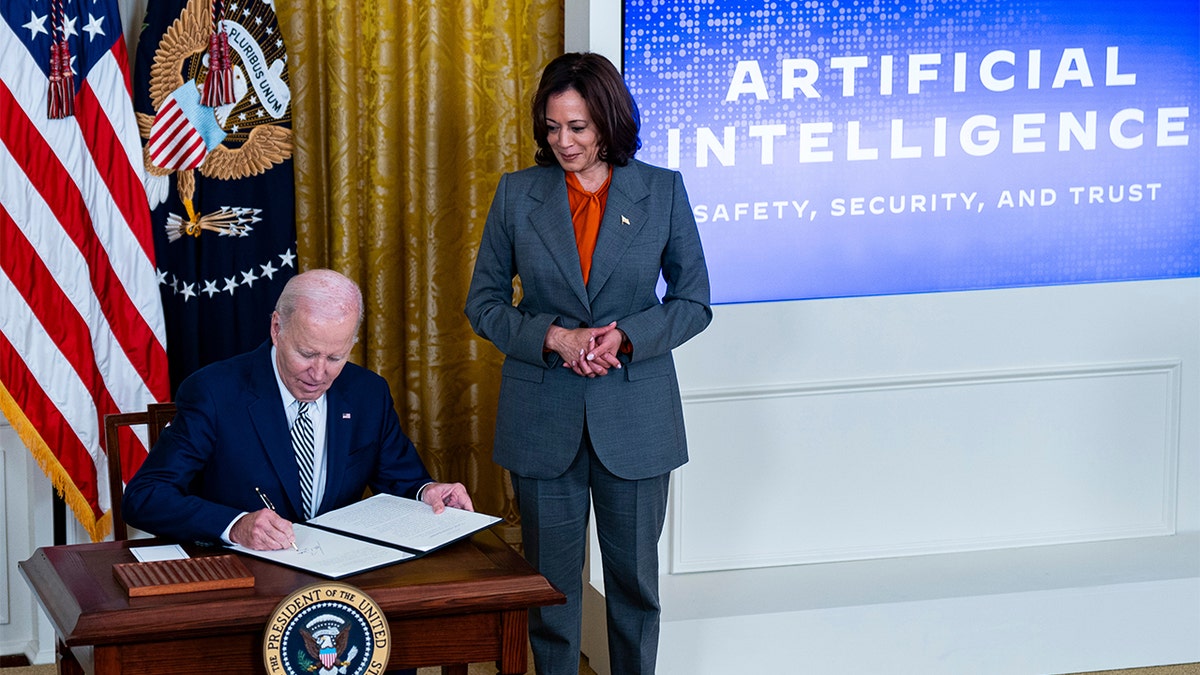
[255,486,298,551]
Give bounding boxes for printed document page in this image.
[231,524,414,578]
[307,493,502,553]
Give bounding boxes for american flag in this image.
[1,0,170,541]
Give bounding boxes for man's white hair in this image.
[275,269,364,331]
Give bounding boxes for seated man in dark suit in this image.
[124,267,473,552]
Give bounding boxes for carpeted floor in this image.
[0,660,1194,674]
[0,660,597,674]
[1079,666,1200,675]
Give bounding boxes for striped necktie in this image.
[292,401,315,519]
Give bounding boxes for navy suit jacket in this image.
[465,160,712,480]
[123,341,432,544]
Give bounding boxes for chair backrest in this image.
[104,402,176,540]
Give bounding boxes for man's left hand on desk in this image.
[420,482,474,513]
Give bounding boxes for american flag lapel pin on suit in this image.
[621,215,630,225]
[342,413,351,419]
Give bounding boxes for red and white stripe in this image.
[0,6,169,541]
[147,93,208,170]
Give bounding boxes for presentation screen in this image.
[623,0,1200,304]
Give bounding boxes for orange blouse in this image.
[565,168,612,285]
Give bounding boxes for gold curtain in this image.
[277,1,561,544]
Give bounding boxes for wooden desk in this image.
[19,531,563,675]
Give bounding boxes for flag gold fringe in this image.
[0,379,111,542]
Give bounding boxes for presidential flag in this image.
[134,0,296,392]
[1,0,170,540]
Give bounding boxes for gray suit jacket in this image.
[465,160,712,480]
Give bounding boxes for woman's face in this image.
[545,88,605,180]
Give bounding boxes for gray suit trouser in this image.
[512,431,671,675]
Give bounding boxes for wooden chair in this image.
[104,402,176,540]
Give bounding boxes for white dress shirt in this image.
[276,392,328,519]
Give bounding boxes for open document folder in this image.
[230,494,502,578]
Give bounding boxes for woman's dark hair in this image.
[532,52,641,168]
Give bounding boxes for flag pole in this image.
[53,489,66,546]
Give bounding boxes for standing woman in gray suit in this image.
[465,52,712,674]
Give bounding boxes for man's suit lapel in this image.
[529,170,590,310]
[588,162,649,302]
[246,344,307,519]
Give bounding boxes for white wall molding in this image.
[673,360,1182,573]
[680,359,1183,405]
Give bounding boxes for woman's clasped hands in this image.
[546,321,624,377]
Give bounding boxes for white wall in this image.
[568,1,1200,673]
[646,280,1200,675]
[673,282,1196,573]
[118,0,146,61]
[0,422,58,664]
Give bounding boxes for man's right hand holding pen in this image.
[229,487,299,551]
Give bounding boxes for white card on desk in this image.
[131,544,189,562]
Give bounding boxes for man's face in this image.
[271,307,357,402]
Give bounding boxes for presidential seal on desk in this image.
[264,582,390,675]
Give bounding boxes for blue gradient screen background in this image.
[623,1,1200,304]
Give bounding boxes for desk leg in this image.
[57,642,122,675]
[92,646,123,674]
[440,666,468,675]
[55,640,83,675]
[497,609,529,675]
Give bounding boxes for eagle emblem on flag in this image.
[136,0,291,241]
[134,0,298,391]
